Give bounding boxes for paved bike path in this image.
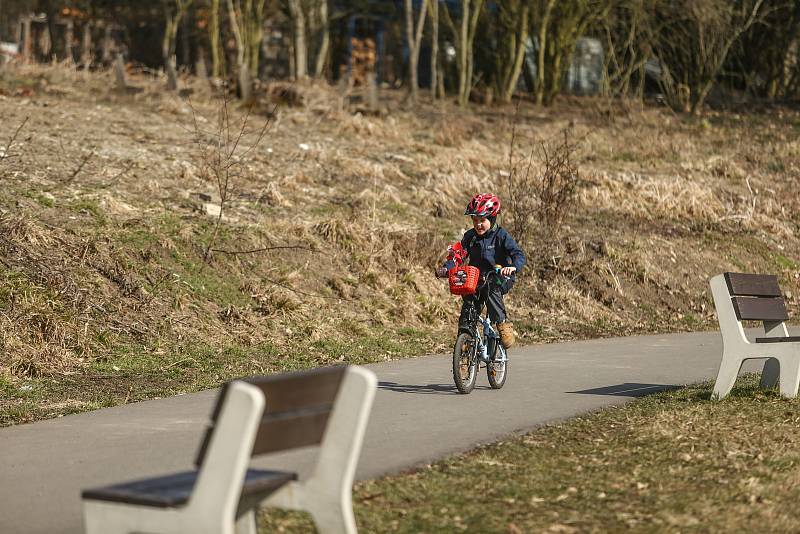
[1,331,764,534]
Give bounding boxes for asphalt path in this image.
[0,330,769,533]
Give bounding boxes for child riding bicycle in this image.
[436,193,526,349]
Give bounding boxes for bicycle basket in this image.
[448,265,480,296]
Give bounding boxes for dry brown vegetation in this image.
[1,62,799,423]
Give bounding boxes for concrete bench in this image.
[82,365,377,534]
[710,272,800,399]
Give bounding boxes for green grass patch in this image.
[261,374,800,532]
[68,198,107,224]
[774,254,799,271]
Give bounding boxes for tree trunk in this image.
[535,0,556,106]
[405,0,428,103]
[429,0,439,100]
[250,0,266,79]
[466,0,483,100]
[314,0,330,78]
[163,2,192,91]
[209,0,223,78]
[458,0,470,105]
[501,5,529,103]
[227,0,248,98]
[163,11,177,90]
[288,0,308,79]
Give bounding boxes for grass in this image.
[0,326,447,425]
[774,254,799,271]
[260,375,800,533]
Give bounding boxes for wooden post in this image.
[65,19,74,63]
[196,47,208,81]
[114,53,127,89]
[101,24,112,64]
[166,55,178,91]
[81,22,92,68]
[22,16,32,61]
[366,71,379,114]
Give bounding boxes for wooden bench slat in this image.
[248,366,346,414]
[755,336,800,343]
[82,469,296,509]
[252,405,332,455]
[207,367,345,424]
[731,296,789,321]
[196,366,346,466]
[724,272,782,297]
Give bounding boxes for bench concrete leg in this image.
[234,509,257,534]
[777,356,800,398]
[760,357,780,388]
[306,494,356,534]
[712,354,743,400]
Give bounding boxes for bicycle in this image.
[452,270,509,394]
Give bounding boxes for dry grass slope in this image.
[1,62,799,423]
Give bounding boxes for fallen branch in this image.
[67,147,96,183]
[102,160,136,187]
[0,116,29,164]
[210,244,316,255]
[264,276,346,301]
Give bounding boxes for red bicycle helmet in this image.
[464,193,501,217]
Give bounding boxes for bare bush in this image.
[504,124,580,251]
[188,90,273,260]
[650,0,767,113]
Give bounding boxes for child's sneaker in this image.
[497,321,515,349]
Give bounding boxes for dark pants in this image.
[458,278,514,329]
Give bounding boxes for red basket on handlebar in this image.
[448,265,480,296]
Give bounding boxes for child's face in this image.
[471,216,491,235]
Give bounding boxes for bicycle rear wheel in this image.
[453,332,478,394]
[487,344,507,389]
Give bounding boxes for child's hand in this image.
[500,266,516,277]
[435,267,448,278]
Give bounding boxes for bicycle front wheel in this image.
[453,332,478,394]
[487,344,507,389]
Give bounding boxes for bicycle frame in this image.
[458,275,508,365]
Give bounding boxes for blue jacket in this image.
[445,225,526,280]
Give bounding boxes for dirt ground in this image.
[1,63,799,424]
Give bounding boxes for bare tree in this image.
[651,0,766,113]
[532,0,610,106]
[189,92,274,260]
[226,0,267,101]
[726,0,800,99]
[597,0,654,102]
[442,0,486,106]
[405,0,429,103]
[163,0,194,91]
[493,0,530,103]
